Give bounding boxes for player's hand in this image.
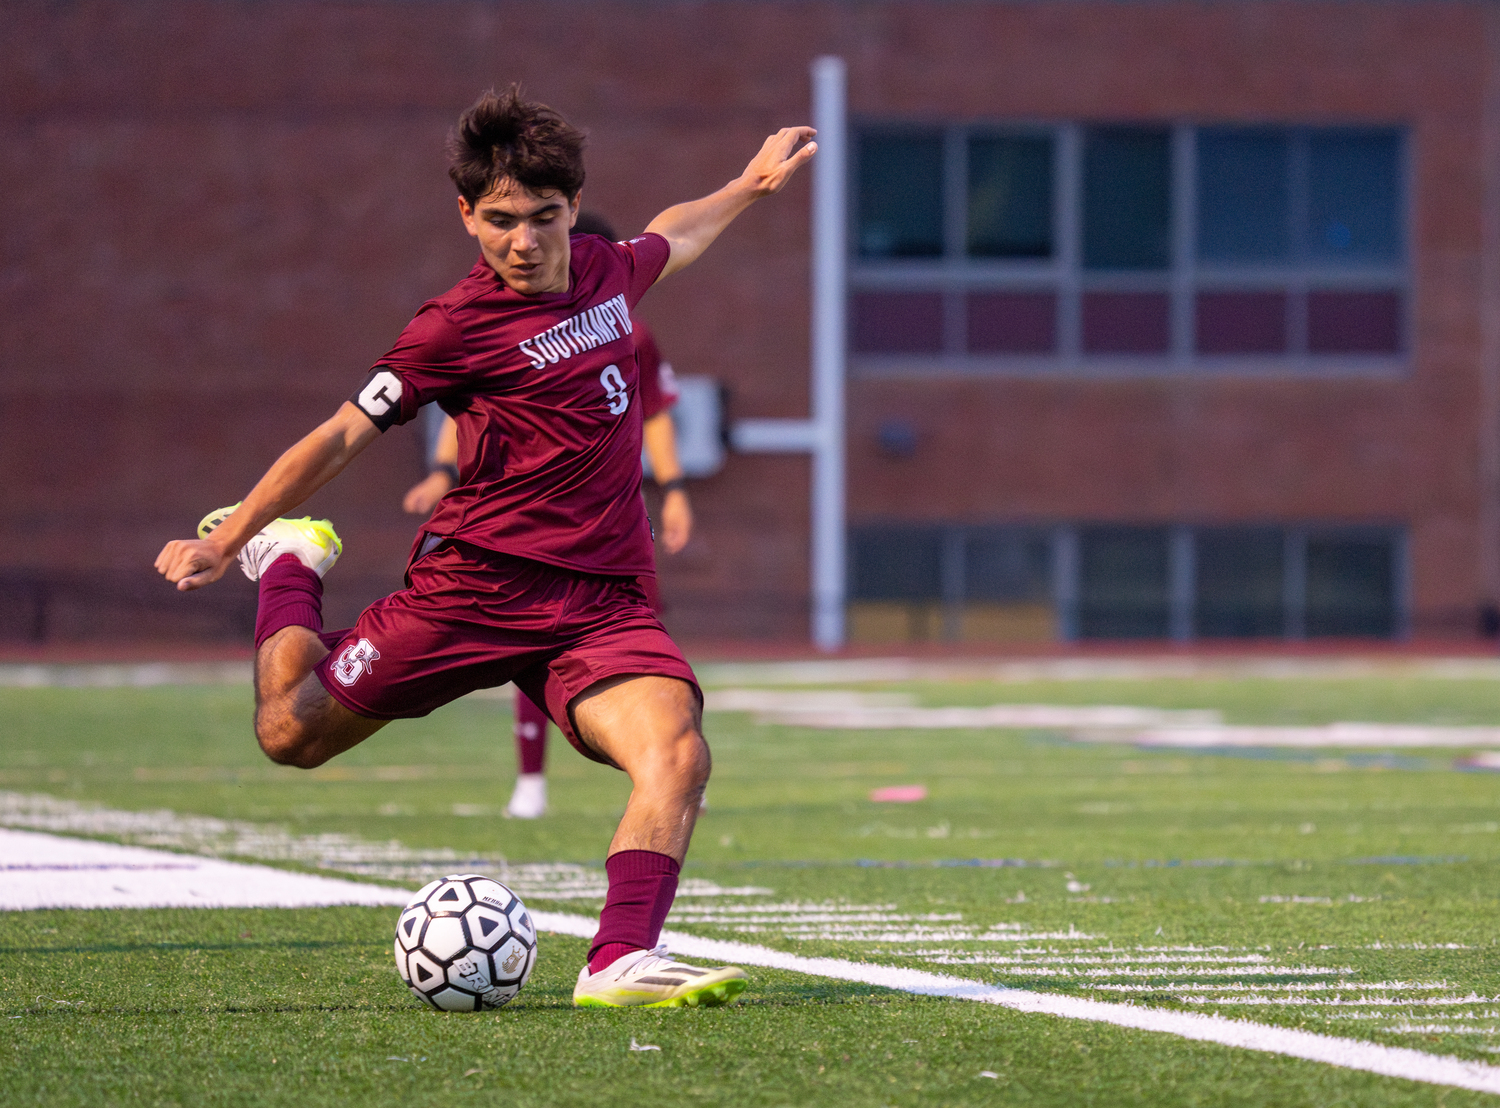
[154,538,233,592]
[660,488,693,555]
[403,471,453,517]
[739,127,817,198]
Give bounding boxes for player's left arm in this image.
[643,411,692,554]
[402,412,460,516]
[644,126,817,281]
[155,402,380,591]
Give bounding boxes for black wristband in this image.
[434,463,459,483]
[659,476,686,494]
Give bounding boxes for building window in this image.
[847,524,1054,642]
[851,124,1407,375]
[846,523,1406,642]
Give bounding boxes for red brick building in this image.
[3,0,1497,645]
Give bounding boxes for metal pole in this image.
[810,55,847,651]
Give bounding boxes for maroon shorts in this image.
[314,537,698,767]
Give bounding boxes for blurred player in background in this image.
[156,86,815,1008]
[403,212,693,820]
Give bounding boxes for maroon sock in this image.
[253,555,324,649]
[514,692,549,775]
[587,850,680,974]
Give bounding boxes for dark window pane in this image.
[849,526,944,601]
[965,528,1053,602]
[1083,128,1171,270]
[1197,129,1290,262]
[1306,130,1402,263]
[858,132,945,258]
[1195,291,1288,354]
[1078,526,1170,638]
[1307,290,1402,354]
[1305,536,1396,637]
[852,292,945,354]
[967,291,1056,353]
[1195,528,1285,637]
[1082,291,1170,354]
[967,135,1053,258]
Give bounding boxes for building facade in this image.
[3,0,1498,645]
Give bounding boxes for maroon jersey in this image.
[634,322,680,421]
[354,233,670,577]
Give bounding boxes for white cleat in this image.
[503,773,548,819]
[197,504,343,582]
[572,944,747,1008]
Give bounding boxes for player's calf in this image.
[253,646,376,768]
[198,507,385,768]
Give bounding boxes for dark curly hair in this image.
[447,85,586,205]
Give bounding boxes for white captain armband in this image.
[350,368,405,431]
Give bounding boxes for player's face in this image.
[459,182,580,296]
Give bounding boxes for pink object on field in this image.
[870,785,928,803]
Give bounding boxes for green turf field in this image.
[4,663,1500,1105]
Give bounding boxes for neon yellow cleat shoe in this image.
[196,503,242,540]
[197,504,343,582]
[572,945,747,1008]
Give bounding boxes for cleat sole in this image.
[573,974,747,1009]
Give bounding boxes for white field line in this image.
[1090,981,1450,993]
[0,663,254,688]
[704,695,1500,748]
[695,657,1500,685]
[0,791,766,901]
[750,704,1221,730]
[0,828,411,910]
[529,909,1500,1096]
[1127,724,1500,749]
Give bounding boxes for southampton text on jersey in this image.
[517,294,634,370]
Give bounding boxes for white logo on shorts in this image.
[333,638,381,686]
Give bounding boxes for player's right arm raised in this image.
[154,402,380,591]
[645,126,816,281]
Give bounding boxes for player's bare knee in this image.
[254,714,327,769]
[664,725,712,790]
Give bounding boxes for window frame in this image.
[849,121,1412,379]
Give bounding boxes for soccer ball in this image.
[394,874,537,1011]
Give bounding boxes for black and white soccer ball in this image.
[394,874,537,1011]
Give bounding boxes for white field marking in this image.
[1390,1024,1500,1035]
[0,662,254,688]
[1182,995,1499,1008]
[741,703,1221,731]
[666,900,1099,943]
[703,688,915,712]
[1088,981,1452,993]
[705,693,1500,748]
[914,953,1318,967]
[694,656,1500,686]
[1330,1014,1500,1023]
[1125,724,1500,749]
[0,828,412,910]
[864,930,1094,943]
[0,792,768,901]
[973,965,1348,979]
[525,908,1500,1096]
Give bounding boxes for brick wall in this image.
[1,0,1493,642]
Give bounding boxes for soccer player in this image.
[154,87,815,1008]
[402,212,693,821]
